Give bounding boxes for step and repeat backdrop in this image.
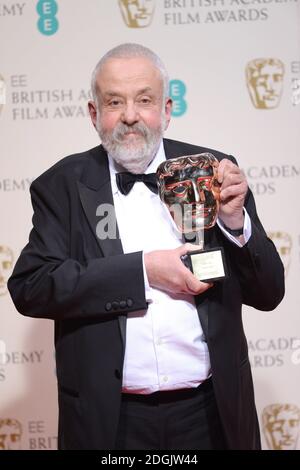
[1,0,300,450]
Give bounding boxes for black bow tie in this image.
[116,172,158,195]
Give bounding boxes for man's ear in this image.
[88,101,98,129]
[164,97,173,130]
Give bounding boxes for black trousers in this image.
[115,378,227,450]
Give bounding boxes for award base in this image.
[181,247,227,282]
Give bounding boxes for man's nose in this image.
[121,103,139,125]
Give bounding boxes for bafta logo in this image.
[0,246,14,296]
[246,58,284,109]
[0,75,6,115]
[0,419,22,450]
[262,404,300,450]
[118,0,155,28]
[267,231,292,277]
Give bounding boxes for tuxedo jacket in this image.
[8,139,284,450]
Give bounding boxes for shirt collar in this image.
[108,140,166,195]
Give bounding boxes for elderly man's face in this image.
[89,57,172,173]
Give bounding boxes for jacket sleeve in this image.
[8,179,148,321]
[222,168,285,311]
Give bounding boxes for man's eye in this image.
[139,97,151,104]
[109,100,121,107]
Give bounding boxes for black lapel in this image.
[163,139,180,160]
[163,138,207,160]
[77,145,123,257]
[77,145,126,346]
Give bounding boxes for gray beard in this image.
[96,119,165,174]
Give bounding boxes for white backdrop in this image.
[1,0,299,450]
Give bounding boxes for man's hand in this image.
[144,244,213,296]
[217,158,248,229]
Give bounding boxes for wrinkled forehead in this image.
[164,164,214,185]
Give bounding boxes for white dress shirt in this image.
[108,141,251,394]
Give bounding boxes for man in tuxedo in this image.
[8,43,284,450]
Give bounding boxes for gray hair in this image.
[91,43,169,106]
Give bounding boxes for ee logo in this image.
[37,0,59,36]
[170,80,187,117]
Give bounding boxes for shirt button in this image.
[157,339,162,346]
[163,376,168,383]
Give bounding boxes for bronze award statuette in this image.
[157,153,227,282]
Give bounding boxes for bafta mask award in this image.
[157,153,227,282]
